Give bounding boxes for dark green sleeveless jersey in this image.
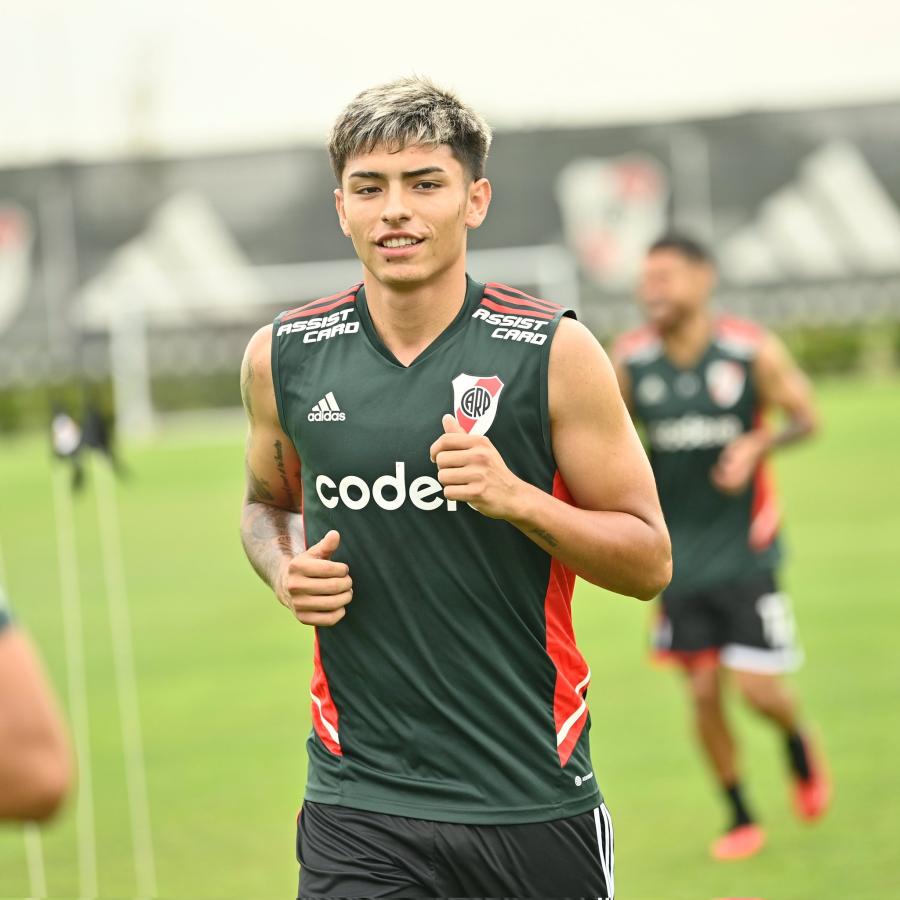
[616,316,781,594]
[0,585,10,632]
[271,277,601,824]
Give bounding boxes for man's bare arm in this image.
[0,627,71,821]
[712,332,818,494]
[240,325,304,599]
[240,326,353,626]
[753,332,819,447]
[611,354,634,415]
[431,318,671,600]
[527,317,670,598]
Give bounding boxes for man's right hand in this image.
[276,530,353,627]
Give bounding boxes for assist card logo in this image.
[452,374,504,436]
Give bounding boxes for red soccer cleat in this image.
[792,734,831,821]
[710,823,767,861]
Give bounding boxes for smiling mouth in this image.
[378,237,423,248]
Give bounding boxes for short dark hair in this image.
[648,233,714,266]
[328,77,492,183]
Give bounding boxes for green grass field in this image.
[1,378,898,899]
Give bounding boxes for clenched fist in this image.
[429,414,525,520]
[711,430,769,495]
[276,530,353,627]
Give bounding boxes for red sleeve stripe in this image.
[481,297,555,320]
[281,293,357,323]
[486,282,561,311]
[280,284,361,321]
[613,326,659,360]
[484,288,561,316]
[484,289,559,316]
[716,316,763,343]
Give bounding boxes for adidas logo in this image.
[308,391,346,422]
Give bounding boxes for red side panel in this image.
[300,491,343,757]
[310,633,343,756]
[749,408,780,551]
[544,472,591,767]
[749,462,780,551]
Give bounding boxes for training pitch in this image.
[0,378,897,899]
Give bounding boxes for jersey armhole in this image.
[0,595,13,633]
[540,308,577,458]
[270,319,291,438]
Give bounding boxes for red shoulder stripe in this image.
[613,326,659,360]
[481,298,555,320]
[280,284,361,321]
[716,315,764,344]
[281,292,357,323]
[484,288,559,316]
[486,282,560,311]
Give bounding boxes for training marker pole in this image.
[51,466,98,898]
[91,458,157,898]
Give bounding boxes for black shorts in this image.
[653,570,802,673]
[296,799,615,899]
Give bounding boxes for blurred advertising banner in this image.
[2,98,900,389]
[0,204,33,334]
[555,153,669,291]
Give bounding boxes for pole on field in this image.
[91,457,157,898]
[50,466,98,899]
[23,822,48,899]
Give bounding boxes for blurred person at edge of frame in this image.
[0,584,72,821]
[612,233,829,861]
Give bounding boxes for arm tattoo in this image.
[241,500,303,590]
[241,358,255,421]
[246,466,274,502]
[274,439,292,499]
[530,528,560,548]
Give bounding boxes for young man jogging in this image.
[241,78,671,898]
[614,233,830,861]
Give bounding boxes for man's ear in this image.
[334,188,351,237]
[464,178,492,230]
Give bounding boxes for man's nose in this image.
[381,184,412,223]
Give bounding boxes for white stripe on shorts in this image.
[601,804,615,896]
[592,804,615,899]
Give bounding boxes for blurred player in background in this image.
[240,77,671,898]
[613,234,830,860]
[0,585,71,821]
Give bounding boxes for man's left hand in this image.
[429,414,525,519]
[711,430,770,495]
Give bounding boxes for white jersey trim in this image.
[556,668,591,747]
[309,690,340,745]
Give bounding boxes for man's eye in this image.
[415,181,439,190]
[356,186,381,195]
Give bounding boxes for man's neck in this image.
[661,308,714,368]
[363,258,469,366]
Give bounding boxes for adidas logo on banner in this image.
[308,391,346,422]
